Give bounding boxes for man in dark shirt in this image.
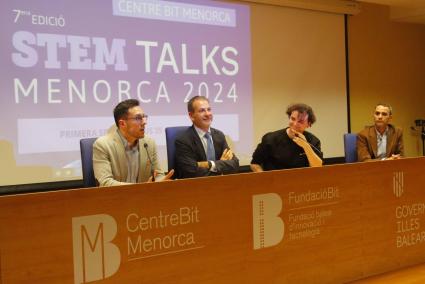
[250,103,323,171]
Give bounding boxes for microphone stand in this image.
[413,119,425,156]
[421,123,425,156]
[143,143,155,181]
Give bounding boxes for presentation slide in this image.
[0,0,252,185]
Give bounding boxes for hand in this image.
[287,128,304,139]
[197,161,210,169]
[292,132,309,149]
[162,169,174,180]
[220,148,234,160]
[147,170,158,182]
[386,154,401,160]
[147,169,174,182]
[250,164,263,172]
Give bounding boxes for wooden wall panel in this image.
[1,157,425,283]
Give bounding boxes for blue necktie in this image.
[204,132,215,161]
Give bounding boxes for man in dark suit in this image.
[175,96,239,179]
[357,103,404,162]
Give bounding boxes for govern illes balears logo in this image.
[393,171,404,198]
[72,214,121,284]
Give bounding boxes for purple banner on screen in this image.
[0,0,252,181]
[112,0,237,27]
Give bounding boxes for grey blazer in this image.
[93,130,164,186]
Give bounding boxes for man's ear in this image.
[118,119,126,128]
[189,112,195,122]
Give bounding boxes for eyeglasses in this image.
[375,111,389,116]
[127,114,148,123]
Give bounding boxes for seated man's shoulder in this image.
[304,130,320,142]
[94,132,118,147]
[358,125,374,135]
[262,129,284,142]
[389,125,404,140]
[94,134,108,145]
[389,124,403,132]
[211,127,226,136]
[175,127,193,143]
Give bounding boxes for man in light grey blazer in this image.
[93,99,173,186]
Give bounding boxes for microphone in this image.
[143,143,155,182]
[294,133,322,155]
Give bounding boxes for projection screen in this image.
[0,0,347,186]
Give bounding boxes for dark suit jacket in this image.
[357,124,404,162]
[175,126,239,179]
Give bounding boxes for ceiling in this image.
[358,0,425,24]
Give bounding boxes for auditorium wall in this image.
[348,2,425,157]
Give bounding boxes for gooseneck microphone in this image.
[143,143,155,182]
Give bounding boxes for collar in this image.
[116,129,139,150]
[375,126,388,138]
[194,125,211,137]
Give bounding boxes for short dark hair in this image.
[375,103,393,115]
[187,96,209,113]
[286,103,316,125]
[113,99,139,127]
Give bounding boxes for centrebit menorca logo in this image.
[72,214,121,284]
[252,193,284,249]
